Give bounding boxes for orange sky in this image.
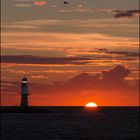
[1,0,139,106]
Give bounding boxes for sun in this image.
[85,102,98,107]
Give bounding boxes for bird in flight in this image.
[64,1,69,4]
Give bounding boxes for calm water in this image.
[1,107,139,140]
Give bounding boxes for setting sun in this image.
[85,102,98,107]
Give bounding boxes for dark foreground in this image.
[1,107,139,140]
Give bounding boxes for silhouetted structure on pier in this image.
[20,77,29,109]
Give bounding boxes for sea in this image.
[1,107,139,140]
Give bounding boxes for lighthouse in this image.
[20,77,29,109]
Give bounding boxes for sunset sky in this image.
[1,0,139,106]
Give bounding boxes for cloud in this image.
[59,9,73,13]
[2,31,138,51]
[58,6,95,13]
[98,49,140,57]
[14,0,33,7]
[1,55,90,65]
[84,9,140,18]
[14,0,57,8]
[13,65,140,93]
[58,7,140,19]
[15,0,33,1]
[102,65,130,83]
[2,24,36,29]
[2,48,139,68]
[77,5,84,8]
[1,81,20,94]
[14,4,32,7]
[1,65,139,106]
[3,65,132,95]
[107,51,139,57]
[30,75,48,79]
[114,10,140,18]
[2,18,139,40]
[61,65,139,91]
[33,1,47,6]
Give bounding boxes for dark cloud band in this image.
[1,55,90,65]
[114,10,140,18]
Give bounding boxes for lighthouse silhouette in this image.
[20,77,29,109]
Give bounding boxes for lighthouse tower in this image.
[20,77,29,109]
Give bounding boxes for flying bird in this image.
[64,1,69,4]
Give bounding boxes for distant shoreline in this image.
[0,106,139,113]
